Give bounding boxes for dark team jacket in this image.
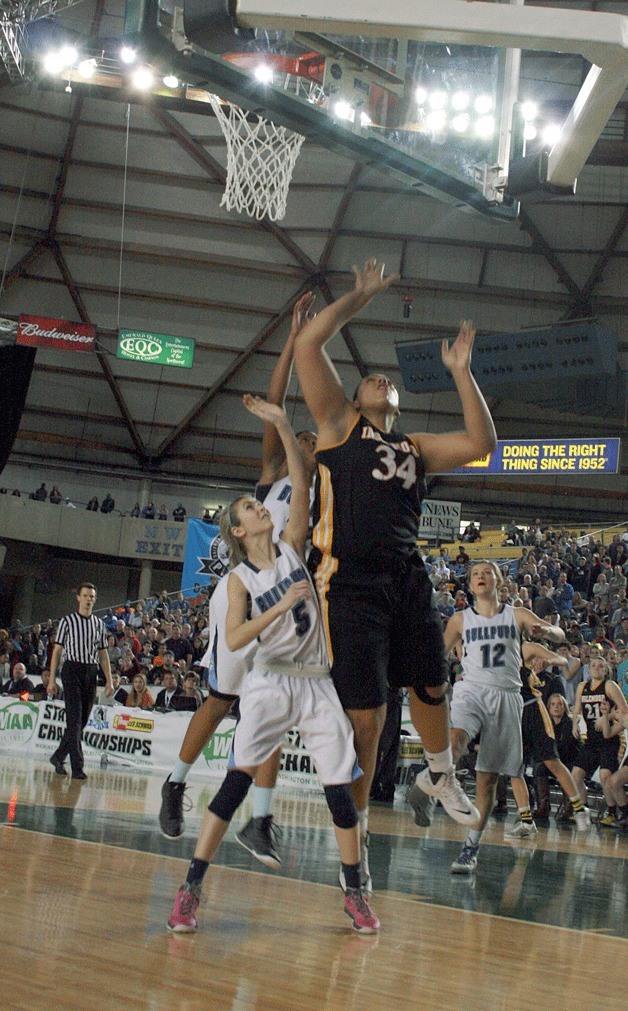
[521,668,566,706]
[309,413,427,574]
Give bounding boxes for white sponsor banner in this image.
[0,698,422,792]
[419,499,461,539]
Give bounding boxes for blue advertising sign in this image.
[441,438,621,476]
[181,520,229,598]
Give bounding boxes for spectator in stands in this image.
[141,501,156,519]
[101,493,115,514]
[437,593,456,619]
[86,496,99,511]
[158,504,168,520]
[592,572,610,608]
[2,661,34,695]
[32,668,59,699]
[49,486,63,504]
[202,509,212,524]
[130,502,140,517]
[139,641,155,670]
[123,624,142,656]
[454,589,468,610]
[533,585,558,621]
[102,672,128,705]
[106,633,122,667]
[119,651,140,681]
[463,522,480,542]
[182,671,203,709]
[12,489,21,496]
[124,672,154,710]
[172,503,186,522]
[609,565,627,600]
[0,648,11,684]
[165,627,192,666]
[32,483,47,501]
[554,572,575,619]
[154,669,183,709]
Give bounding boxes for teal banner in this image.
[117,329,195,368]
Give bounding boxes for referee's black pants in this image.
[52,661,98,774]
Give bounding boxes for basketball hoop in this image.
[209,95,305,222]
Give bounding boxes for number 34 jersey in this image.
[311,414,427,568]
[231,541,329,668]
[461,604,523,692]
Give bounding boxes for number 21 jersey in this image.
[310,413,427,569]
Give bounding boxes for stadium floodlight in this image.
[426,109,447,132]
[415,86,427,106]
[475,115,495,138]
[254,64,273,83]
[360,111,372,127]
[78,58,97,79]
[163,75,179,88]
[524,123,537,141]
[131,66,154,89]
[428,90,447,110]
[542,123,562,146]
[521,101,538,122]
[451,113,470,133]
[474,95,493,115]
[451,92,469,112]
[334,100,354,121]
[119,46,137,64]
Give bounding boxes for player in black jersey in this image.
[516,648,589,831]
[294,257,497,877]
[571,655,627,812]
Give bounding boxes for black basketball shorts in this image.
[316,555,448,710]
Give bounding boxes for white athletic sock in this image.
[424,746,454,776]
[466,828,483,848]
[170,759,191,784]
[357,808,369,838]
[252,786,275,819]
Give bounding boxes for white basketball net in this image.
[209,95,305,222]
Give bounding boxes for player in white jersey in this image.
[159,293,317,858]
[167,396,379,935]
[408,560,565,874]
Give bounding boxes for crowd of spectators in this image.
[0,587,215,712]
[423,525,628,703]
[0,484,224,522]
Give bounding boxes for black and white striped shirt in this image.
[56,612,108,664]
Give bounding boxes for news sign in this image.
[443,438,621,476]
[17,315,95,352]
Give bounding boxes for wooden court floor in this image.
[1,754,626,1011]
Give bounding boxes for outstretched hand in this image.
[289,291,316,336]
[243,394,287,427]
[441,319,476,374]
[352,257,399,301]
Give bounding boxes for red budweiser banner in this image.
[17,315,95,352]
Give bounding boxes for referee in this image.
[48,582,112,779]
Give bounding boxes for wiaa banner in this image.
[181,518,229,599]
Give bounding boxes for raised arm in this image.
[521,641,569,667]
[259,291,315,484]
[243,395,310,556]
[225,570,311,651]
[412,320,497,474]
[294,258,398,443]
[516,608,565,644]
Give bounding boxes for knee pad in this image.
[209,769,252,822]
[414,682,448,706]
[324,784,358,830]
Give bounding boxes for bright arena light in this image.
[131,66,154,90]
[451,92,469,112]
[360,111,372,127]
[163,75,179,89]
[78,58,97,79]
[474,94,493,115]
[451,113,470,133]
[428,90,447,110]
[334,101,354,122]
[521,101,538,122]
[59,45,77,67]
[119,46,137,64]
[524,123,537,141]
[43,46,77,74]
[542,123,561,146]
[475,115,495,138]
[426,109,447,132]
[254,65,274,84]
[415,86,427,106]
